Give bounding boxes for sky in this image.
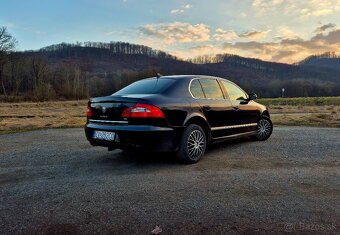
[1,0,340,63]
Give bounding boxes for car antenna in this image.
[153,73,162,91]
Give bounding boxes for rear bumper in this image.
[85,122,183,152]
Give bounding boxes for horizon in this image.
[1,0,340,64]
[15,40,340,64]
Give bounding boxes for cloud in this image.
[170,4,192,14]
[240,12,247,18]
[274,27,300,40]
[312,28,340,44]
[139,22,210,44]
[4,22,16,28]
[239,30,271,40]
[213,28,238,41]
[170,9,184,14]
[189,45,221,55]
[252,0,283,7]
[252,0,340,17]
[298,0,339,17]
[311,9,333,16]
[105,31,114,36]
[171,45,222,59]
[314,23,336,33]
[223,28,340,63]
[251,0,284,13]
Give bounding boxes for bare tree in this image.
[31,55,48,99]
[0,27,17,96]
[9,54,25,96]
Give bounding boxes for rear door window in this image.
[199,79,224,99]
[190,79,205,98]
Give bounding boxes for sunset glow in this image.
[1,0,339,63]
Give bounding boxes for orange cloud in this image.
[213,29,238,41]
[140,22,210,44]
[224,29,340,63]
[239,30,271,40]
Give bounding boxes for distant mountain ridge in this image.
[9,42,339,99]
[20,42,339,82]
[297,52,340,71]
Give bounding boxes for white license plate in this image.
[93,131,116,141]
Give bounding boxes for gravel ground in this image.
[0,127,339,234]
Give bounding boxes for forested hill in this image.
[191,54,339,82]
[22,42,339,82]
[297,52,340,71]
[2,42,340,101]
[21,42,186,72]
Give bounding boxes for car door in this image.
[190,78,234,138]
[219,80,259,133]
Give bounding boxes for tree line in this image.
[0,52,155,101]
[0,27,176,101]
[39,41,178,60]
[0,26,339,102]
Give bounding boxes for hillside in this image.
[22,43,340,82]
[2,42,340,100]
[297,52,340,71]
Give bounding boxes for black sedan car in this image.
[85,75,273,163]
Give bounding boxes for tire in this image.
[176,124,207,164]
[253,116,273,141]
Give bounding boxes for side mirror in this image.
[248,93,257,101]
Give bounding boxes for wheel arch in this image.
[262,110,270,118]
[183,114,211,143]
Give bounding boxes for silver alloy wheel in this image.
[257,119,272,140]
[187,129,205,160]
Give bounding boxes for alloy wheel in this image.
[187,129,205,160]
[256,119,272,140]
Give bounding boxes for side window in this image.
[199,79,224,99]
[190,79,205,98]
[221,81,247,101]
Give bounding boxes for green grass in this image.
[257,97,340,106]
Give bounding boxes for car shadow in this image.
[73,137,256,177]
[206,137,251,152]
[117,150,179,164]
[100,137,252,166]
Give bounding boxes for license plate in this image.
[93,131,116,141]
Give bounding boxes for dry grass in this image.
[0,100,87,134]
[0,100,339,134]
[257,97,340,106]
[268,105,340,127]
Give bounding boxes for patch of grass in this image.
[268,104,340,127]
[256,97,340,127]
[0,98,339,134]
[271,112,340,127]
[257,97,340,106]
[0,100,87,134]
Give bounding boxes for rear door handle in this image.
[233,106,239,111]
[203,105,211,111]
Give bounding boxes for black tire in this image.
[176,124,206,164]
[253,116,273,141]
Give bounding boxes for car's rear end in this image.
[85,78,184,152]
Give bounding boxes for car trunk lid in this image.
[89,95,150,122]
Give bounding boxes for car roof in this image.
[147,75,228,81]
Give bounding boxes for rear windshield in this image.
[113,78,175,95]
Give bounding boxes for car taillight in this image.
[86,106,92,117]
[122,103,164,118]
